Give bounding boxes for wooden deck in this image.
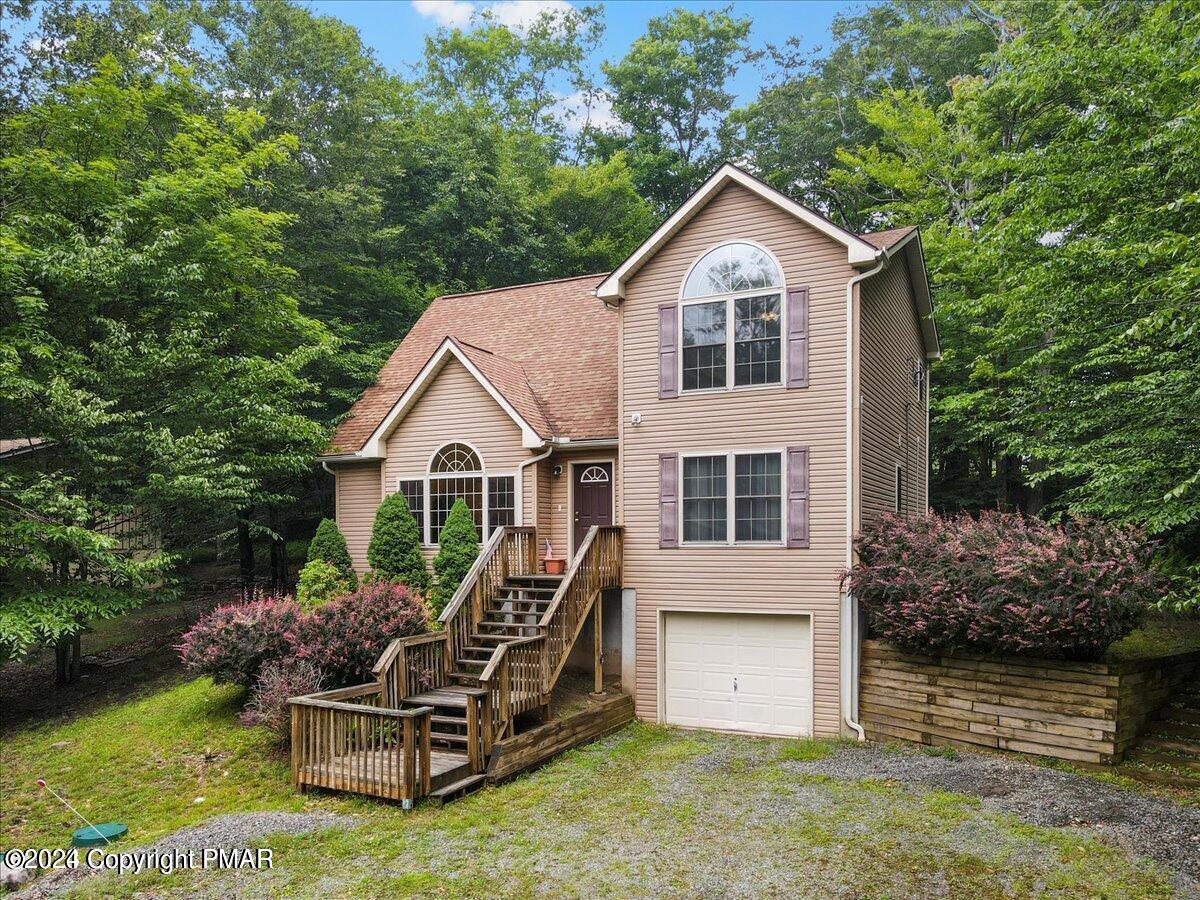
[297,747,472,798]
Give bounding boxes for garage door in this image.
[663,612,812,737]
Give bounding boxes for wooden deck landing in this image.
[297,747,471,799]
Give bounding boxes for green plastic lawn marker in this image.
[37,779,128,848]
[72,822,128,848]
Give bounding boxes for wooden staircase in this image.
[290,525,622,806]
[1118,678,1200,788]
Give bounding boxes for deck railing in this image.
[478,634,545,741]
[539,526,623,689]
[373,632,449,706]
[290,682,433,806]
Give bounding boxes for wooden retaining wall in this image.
[860,641,1200,764]
[486,693,635,783]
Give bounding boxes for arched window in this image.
[682,242,782,299]
[427,443,483,543]
[579,465,610,484]
[399,442,516,545]
[679,242,785,390]
[430,442,482,474]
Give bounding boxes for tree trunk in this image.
[268,507,287,595]
[53,633,82,685]
[238,507,255,597]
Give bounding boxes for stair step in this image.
[461,645,495,658]
[1138,736,1200,757]
[477,621,540,632]
[499,586,559,596]
[431,731,468,745]
[449,672,481,685]
[405,687,485,709]
[1162,709,1200,726]
[471,633,525,644]
[1124,750,1200,772]
[1148,721,1200,741]
[506,574,563,584]
[457,657,487,669]
[431,714,466,726]
[429,774,487,805]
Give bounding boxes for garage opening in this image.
[662,612,812,737]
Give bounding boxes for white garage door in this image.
[663,612,812,737]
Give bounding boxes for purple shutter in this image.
[658,304,678,399]
[659,453,679,547]
[787,446,810,548]
[786,286,810,388]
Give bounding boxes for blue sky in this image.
[308,1,861,103]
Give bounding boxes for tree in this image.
[431,500,480,615]
[831,1,1200,575]
[601,7,754,210]
[295,559,353,611]
[307,518,356,587]
[0,59,329,674]
[367,493,429,592]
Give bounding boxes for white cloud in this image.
[412,0,475,28]
[413,0,574,35]
[487,1,572,34]
[554,90,624,134]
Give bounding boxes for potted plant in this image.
[543,539,565,575]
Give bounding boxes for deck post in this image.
[401,714,416,805]
[466,694,481,773]
[593,597,603,694]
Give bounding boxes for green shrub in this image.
[307,518,357,587]
[367,492,430,592]
[431,499,480,615]
[295,559,354,611]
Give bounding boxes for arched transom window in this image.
[431,443,482,474]
[680,242,785,391]
[396,442,516,545]
[579,465,610,484]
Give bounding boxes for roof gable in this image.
[596,164,880,301]
[360,338,546,457]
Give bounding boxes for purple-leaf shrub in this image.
[291,581,428,685]
[178,597,301,686]
[845,512,1164,661]
[240,659,325,744]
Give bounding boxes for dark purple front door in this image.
[573,462,613,552]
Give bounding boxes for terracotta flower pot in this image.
[544,557,566,575]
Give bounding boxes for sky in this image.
[306,0,860,104]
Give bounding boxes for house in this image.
[317,163,937,750]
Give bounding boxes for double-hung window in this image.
[681,242,784,392]
[680,451,785,544]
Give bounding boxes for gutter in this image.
[842,253,888,742]
[515,444,554,526]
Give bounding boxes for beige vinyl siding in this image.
[378,357,537,562]
[334,461,382,573]
[859,258,927,528]
[619,182,854,737]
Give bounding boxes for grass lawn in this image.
[1,678,1186,898]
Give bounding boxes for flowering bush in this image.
[845,512,1164,661]
[178,597,301,686]
[240,658,325,744]
[291,581,428,685]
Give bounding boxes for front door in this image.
[572,462,613,552]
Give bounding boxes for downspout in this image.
[843,254,888,742]
[515,444,554,526]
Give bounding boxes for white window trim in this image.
[678,241,787,395]
[678,448,787,547]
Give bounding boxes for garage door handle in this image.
[733,676,737,692]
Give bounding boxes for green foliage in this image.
[601,7,754,210]
[307,518,356,586]
[431,499,480,615]
[367,493,430,592]
[0,58,329,657]
[295,559,354,611]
